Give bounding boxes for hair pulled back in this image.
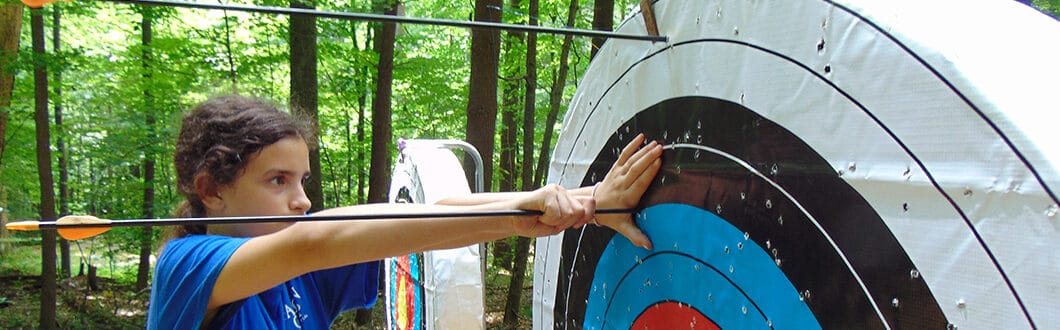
[171,95,315,237]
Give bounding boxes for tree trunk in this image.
[590,0,614,59]
[0,0,24,245]
[536,0,580,187]
[520,0,538,192]
[466,0,502,193]
[290,0,324,211]
[362,1,399,325]
[32,8,58,330]
[357,67,367,204]
[137,7,156,291]
[358,27,372,204]
[354,15,370,205]
[504,0,539,325]
[340,95,352,205]
[320,147,336,204]
[51,5,71,279]
[495,0,524,273]
[367,0,397,205]
[0,2,21,145]
[499,29,521,193]
[221,5,238,90]
[88,265,99,291]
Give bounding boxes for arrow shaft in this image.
[104,0,667,42]
[34,208,636,229]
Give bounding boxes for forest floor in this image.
[0,239,149,329]
[0,241,533,329]
[0,271,149,329]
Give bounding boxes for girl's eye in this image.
[301,175,311,185]
[270,176,288,185]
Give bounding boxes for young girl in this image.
[146,95,663,329]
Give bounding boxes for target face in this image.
[534,1,1060,329]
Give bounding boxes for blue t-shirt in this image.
[147,234,380,329]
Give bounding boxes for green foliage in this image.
[1,1,599,326]
[1033,0,1060,18]
[2,0,574,229]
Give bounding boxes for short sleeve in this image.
[308,260,382,317]
[146,235,250,330]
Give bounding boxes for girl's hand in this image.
[593,134,663,249]
[512,184,596,237]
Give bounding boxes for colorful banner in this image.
[388,144,485,330]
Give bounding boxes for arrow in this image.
[104,0,668,42]
[5,208,636,240]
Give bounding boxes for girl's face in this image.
[206,136,312,237]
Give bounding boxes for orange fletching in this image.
[55,215,112,240]
[20,0,57,8]
[58,227,112,240]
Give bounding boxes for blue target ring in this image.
[585,203,819,329]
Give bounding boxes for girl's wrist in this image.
[590,183,602,226]
[503,198,531,234]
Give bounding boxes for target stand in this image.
[386,139,487,330]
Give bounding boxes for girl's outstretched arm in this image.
[207,183,591,311]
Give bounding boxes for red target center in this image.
[631,301,717,330]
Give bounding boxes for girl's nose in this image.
[290,188,312,214]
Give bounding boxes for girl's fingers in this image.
[543,185,588,230]
[612,133,645,170]
[572,195,596,228]
[624,143,664,190]
[611,218,653,250]
[604,140,661,197]
[546,186,568,226]
[629,158,663,193]
[622,141,659,182]
[567,193,590,229]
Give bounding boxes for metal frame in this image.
[401,139,484,193]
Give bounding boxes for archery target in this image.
[534,1,1060,329]
[387,144,485,330]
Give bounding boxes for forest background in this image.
[0,0,1056,329]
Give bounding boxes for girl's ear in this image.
[194,173,224,211]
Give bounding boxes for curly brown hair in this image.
[170,95,315,237]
